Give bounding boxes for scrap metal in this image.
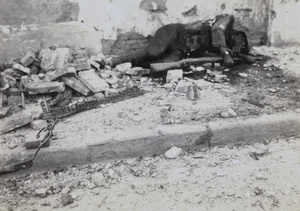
[41,86,145,119]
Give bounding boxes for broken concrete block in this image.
[116,62,132,74]
[90,54,105,63]
[175,79,193,93]
[91,172,105,187]
[54,48,69,70]
[78,70,109,93]
[166,69,183,83]
[0,107,10,119]
[46,66,76,81]
[214,74,227,83]
[126,67,150,76]
[0,110,33,134]
[106,76,120,85]
[93,93,105,100]
[30,119,48,130]
[186,84,199,101]
[21,51,36,67]
[88,59,100,69]
[99,72,110,79]
[24,103,44,119]
[25,131,50,149]
[38,48,52,59]
[12,63,30,74]
[28,81,65,94]
[62,77,90,96]
[221,108,237,118]
[40,49,56,72]
[21,75,49,89]
[70,60,91,71]
[164,146,183,159]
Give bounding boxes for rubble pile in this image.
[0,45,235,134]
[0,46,152,133]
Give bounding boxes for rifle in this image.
[150,52,258,73]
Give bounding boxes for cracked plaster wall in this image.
[268,0,300,47]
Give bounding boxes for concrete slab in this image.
[3,111,298,171]
[78,69,109,93]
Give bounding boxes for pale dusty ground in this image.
[0,138,300,211]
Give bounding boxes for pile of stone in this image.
[0,46,151,134]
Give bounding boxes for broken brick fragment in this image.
[12,63,30,74]
[20,51,36,67]
[46,66,76,81]
[62,76,91,96]
[78,70,109,93]
[28,81,65,94]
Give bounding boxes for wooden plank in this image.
[0,110,33,134]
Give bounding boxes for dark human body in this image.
[108,14,250,68]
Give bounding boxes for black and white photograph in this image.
[0,0,300,210]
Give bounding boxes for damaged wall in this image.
[0,0,299,64]
[268,0,300,47]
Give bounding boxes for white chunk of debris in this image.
[164,146,183,159]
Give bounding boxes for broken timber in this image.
[0,110,33,134]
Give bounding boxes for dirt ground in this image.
[0,46,300,210]
[0,137,300,211]
[1,46,300,162]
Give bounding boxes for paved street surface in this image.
[1,138,299,211]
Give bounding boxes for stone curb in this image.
[23,111,300,171]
